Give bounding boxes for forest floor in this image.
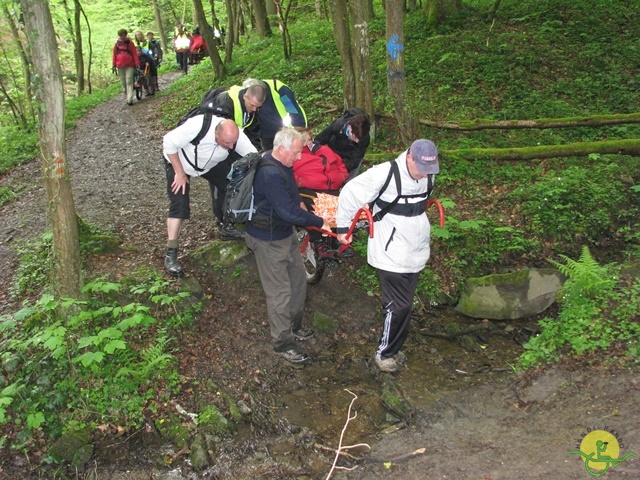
[0,72,639,480]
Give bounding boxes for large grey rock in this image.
[455,268,564,320]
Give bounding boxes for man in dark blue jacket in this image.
[243,79,307,151]
[245,128,330,363]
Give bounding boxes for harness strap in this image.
[181,113,213,172]
[372,160,433,222]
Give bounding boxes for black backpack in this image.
[176,86,229,172]
[371,160,434,222]
[223,152,265,224]
[223,154,288,224]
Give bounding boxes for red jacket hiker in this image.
[190,33,206,55]
[293,144,348,191]
[112,37,139,69]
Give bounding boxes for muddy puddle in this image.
[263,307,531,476]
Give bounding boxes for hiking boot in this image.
[315,242,334,259]
[278,349,309,363]
[293,328,315,341]
[165,248,184,277]
[337,244,355,258]
[374,355,399,373]
[217,222,244,240]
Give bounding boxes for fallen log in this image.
[364,138,640,163]
[419,112,640,130]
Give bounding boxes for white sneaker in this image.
[375,355,399,373]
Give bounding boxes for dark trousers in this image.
[165,157,233,222]
[376,269,421,359]
[245,234,306,352]
[176,51,189,73]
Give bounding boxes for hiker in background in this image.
[243,78,307,151]
[335,139,440,373]
[313,108,371,181]
[112,29,139,106]
[245,128,331,363]
[146,31,162,92]
[162,118,257,276]
[133,30,151,55]
[174,24,191,74]
[147,31,163,68]
[189,26,207,65]
[209,83,266,150]
[135,46,157,96]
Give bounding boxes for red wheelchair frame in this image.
[297,199,444,284]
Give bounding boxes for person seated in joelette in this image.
[292,127,353,258]
[293,127,348,194]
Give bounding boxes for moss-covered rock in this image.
[198,404,234,435]
[380,375,414,423]
[190,434,210,471]
[49,429,90,463]
[222,393,245,422]
[190,240,251,274]
[155,411,192,448]
[311,310,339,335]
[455,268,564,320]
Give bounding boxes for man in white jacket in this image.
[335,139,439,373]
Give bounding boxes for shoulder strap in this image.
[257,157,287,176]
[191,112,212,147]
[372,162,434,222]
[372,162,400,222]
[181,113,213,172]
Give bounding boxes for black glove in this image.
[112,66,117,75]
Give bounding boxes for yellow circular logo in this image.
[579,430,620,472]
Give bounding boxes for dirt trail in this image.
[1,74,639,479]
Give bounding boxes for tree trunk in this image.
[0,76,27,127]
[367,0,375,19]
[330,0,355,110]
[419,113,640,130]
[251,0,272,38]
[20,0,83,299]
[273,0,291,59]
[386,0,415,145]
[79,5,92,93]
[192,0,225,78]
[2,4,34,126]
[314,0,327,19]
[152,0,168,59]
[224,0,236,63]
[488,0,502,21]
[350,0,375,138]
[61,0,83,93]
[424,0,462,27]
[238,0,250,37]
[208,0,225,46]
[73,0,84,93]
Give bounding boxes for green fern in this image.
[549,246,614,296]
